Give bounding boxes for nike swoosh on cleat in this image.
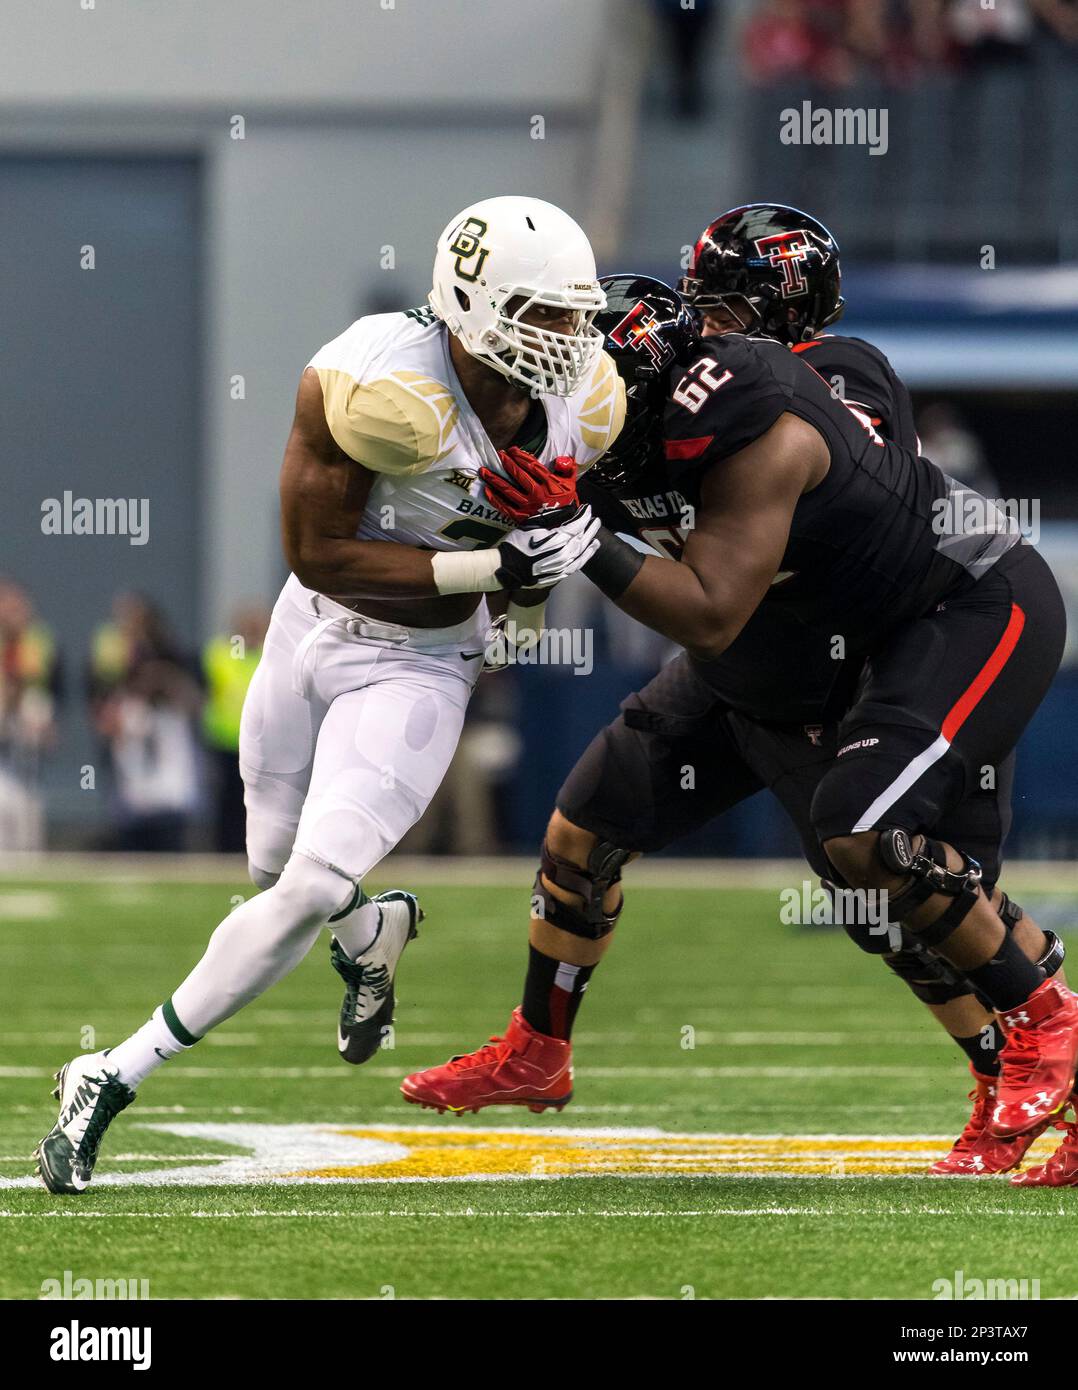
[460,651,484,660]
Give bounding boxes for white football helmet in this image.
[429,195,606,398]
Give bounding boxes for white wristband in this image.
[431,548,502,595]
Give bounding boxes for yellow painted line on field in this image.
[299,1128,1062,1181]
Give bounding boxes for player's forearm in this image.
[286,534,443,599]
[583,530,739,658]
[616,558,740,658]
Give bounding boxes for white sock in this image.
[330,894,382,960]
[169,852,353,1037]
[108,1005,195,1089]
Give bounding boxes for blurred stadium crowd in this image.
[651,0,1078,261]
[0,584,269,854]
[656,0,1078,116]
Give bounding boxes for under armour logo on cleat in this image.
[1003,1010,1031,1027]
[1022,1092,1053,1117]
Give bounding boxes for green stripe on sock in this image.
[162,998,201,1048]
[328,883,365,923]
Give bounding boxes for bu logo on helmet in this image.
[608,300,675,369]
[449,217,490,283]
[754,230,813,298]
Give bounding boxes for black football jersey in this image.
[581,333,1017,722]
[789,334,919,454]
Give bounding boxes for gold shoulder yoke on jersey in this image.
[577,352,626,462]
[316,367,459,475]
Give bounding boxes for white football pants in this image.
[166,575,485,1039]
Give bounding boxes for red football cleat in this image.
[400,1008,572,1115]
[989,980,1078,1138]
[1011,1093,1078,1188]
[929,1065,1049,1176]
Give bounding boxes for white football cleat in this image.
[35,1050,135,1195]
[330,890,422,1064]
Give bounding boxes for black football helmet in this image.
[678,203,844,346]
[590,274,699,487]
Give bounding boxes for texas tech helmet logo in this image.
[608,300,675,369]
[754,230,814,298]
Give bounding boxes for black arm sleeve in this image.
[793,335,919,453]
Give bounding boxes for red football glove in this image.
[481,448,581,527]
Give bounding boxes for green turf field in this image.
[2,873,1075,1300]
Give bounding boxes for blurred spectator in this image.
[86,591,186,715]
[918,402,999,497]
[651,0,719,119]
[88,593,203,852]
[201,603,269,853]
[1030,0,1078,46]
[947,0,1036,65]
[0,579,59,850]
[743,0,868,86]
[97,657,203,852]
[742,0,949,86]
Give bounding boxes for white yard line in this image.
[0,1064,936,1080]
[0,1153,227,1163]
[1,1205,1073,1219]
[2,852,1077,891]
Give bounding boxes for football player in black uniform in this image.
[402,215,1078,1186]
[662,206,1068,1177]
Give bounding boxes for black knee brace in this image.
[994,890,1065,976]
[841,907,978,1005]
[878,828,983,948]
[1038,930,1066,977]
[882,942,977,1006]
[996,889,1023,933]
[532,837,630,940]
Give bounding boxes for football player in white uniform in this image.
[36,195,625,1194]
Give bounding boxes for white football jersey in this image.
[307,307,625,552]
